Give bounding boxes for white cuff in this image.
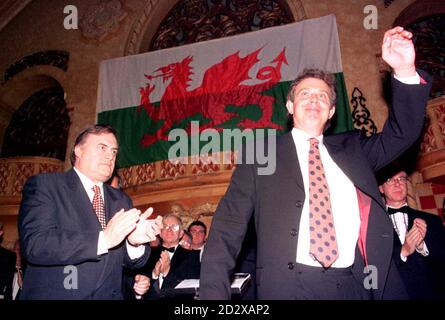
[97,231,108,255]
[400,252,407,262]
[126,240,145,260]
[394,72,420,84]
[416,242,429,257]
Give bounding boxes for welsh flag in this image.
[97,14,352,168]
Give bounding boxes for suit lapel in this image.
[65,169,102,230]
[323,137,384,208]
[277,132,304,192]
[103,184,119,223]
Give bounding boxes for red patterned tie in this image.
[92,185,106,229]
[308,138,338,268]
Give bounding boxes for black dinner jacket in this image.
[138,245,200,299]
[391,207,445,299]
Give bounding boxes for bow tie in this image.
[387,206,409,215]
[161,246,175,253]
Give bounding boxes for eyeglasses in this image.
[190,230,205,234]
[163,224,180,232]
[385,176,408,185]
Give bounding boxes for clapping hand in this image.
[127,208,163,246]
[103,208,141,249]
[153,251,171,277]
[401,218,427,257]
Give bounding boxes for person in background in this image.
[180,230,193,250]
[0,222,15,300]
[137,214,201,299]
[188,221,207,260]
[378,164,445,299]
[12,239,24,300]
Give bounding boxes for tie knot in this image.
[309,138,319,147]
[92,185,100,194]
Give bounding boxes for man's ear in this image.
[179,230,184,239]
[328,105,336,119]
[74,145,82,161]
[378,185,384,194]
[286,101,294,114]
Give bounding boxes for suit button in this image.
[295,200,303,208]
[290,228,298,237]
[288,262,295,270]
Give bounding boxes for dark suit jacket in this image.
[199,71,432,300]
[391,207,445,299]
[18,169,150,300]
[0,246,16,300]
[133,245,200,299]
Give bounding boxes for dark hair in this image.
[70,124,117,166]
[376,161,406,186]
[188,220,207,235]
[286,68,337,106]
[182,230,192,240]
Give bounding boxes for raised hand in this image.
[381,26,416,77]
[103,208,141,249]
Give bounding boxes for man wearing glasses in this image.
[188,221,207,261]
[378,165,445,299]
[135,214,200,299]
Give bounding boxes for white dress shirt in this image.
[291,128,361,268]
[73,168,144,258]
[387,204,429,262]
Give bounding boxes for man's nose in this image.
[105,149,115,159]
[310,93,319,102]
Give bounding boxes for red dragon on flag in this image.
[138,48,287,147]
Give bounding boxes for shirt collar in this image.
[386,203,408,210]
[73,167,104,192]
[291,127,324,145]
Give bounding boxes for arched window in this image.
[2,85,70,160]
[148,0,294,52]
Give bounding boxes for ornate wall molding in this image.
[350,87,377,137]
[118,151,236,188]
[0,156,63,196]
[123,0,165,56]
[79,0,128,42]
